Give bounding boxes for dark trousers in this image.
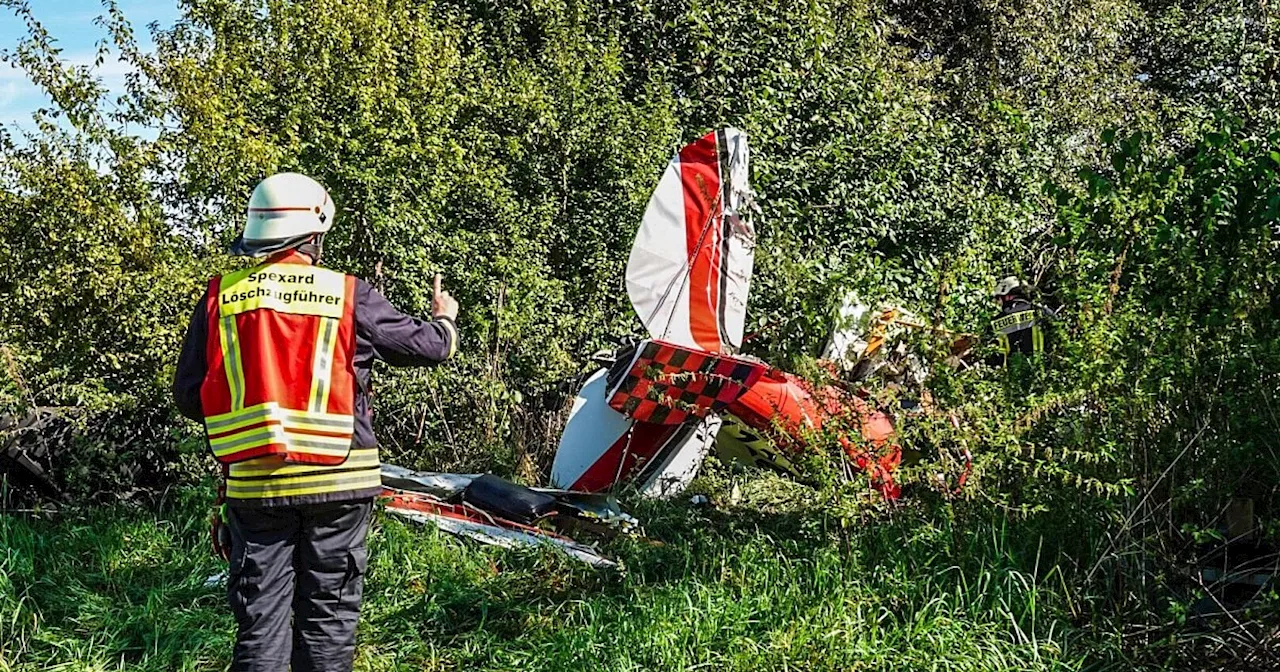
[226,499,373,672]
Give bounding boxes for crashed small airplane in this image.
[382,128,922,567]
[548,127,903,499]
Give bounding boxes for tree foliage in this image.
[0,1,1275,541]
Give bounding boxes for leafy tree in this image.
[0,1,1275,545]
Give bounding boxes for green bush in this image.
[0,0,1275,525]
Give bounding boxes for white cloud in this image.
[67,53,139,79]
[0,62,26,81]
[0,80,19,107]
[0,51,136,81]
[0,52,141,133]
[0,50,140,104]
[0,65,43,129]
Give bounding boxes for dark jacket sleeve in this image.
[355,278,458,366]
[173,295,208,422]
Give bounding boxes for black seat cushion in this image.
[462,474,558,524]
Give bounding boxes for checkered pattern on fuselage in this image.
[607,341,765,425]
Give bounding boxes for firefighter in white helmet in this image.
[988,275,1056,365]
[230,171,337,258]
[174,172,459,671]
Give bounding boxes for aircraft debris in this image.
[380,465,635,569]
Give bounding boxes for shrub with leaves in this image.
[0,1,1275,531]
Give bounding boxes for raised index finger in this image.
[433,273,442,296]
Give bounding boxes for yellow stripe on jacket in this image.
[226,446,381,502]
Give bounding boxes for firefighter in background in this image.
[988,275,1056,365]
[173,173,459,672]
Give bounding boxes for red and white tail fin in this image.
[626,128,755,353]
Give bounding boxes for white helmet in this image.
[993,276,1023,297]
[231,172,336,256]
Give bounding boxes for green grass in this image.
[0,481,1140,671]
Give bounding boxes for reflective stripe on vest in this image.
[224,446,383,500]
[205,402,355,462]
[308,316,340,412]
[201,262,357,466]
[991,309,1037,335]
[991,309,1045,358]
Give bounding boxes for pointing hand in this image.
[432,273,459,322]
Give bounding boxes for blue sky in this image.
[1,0,182,131]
